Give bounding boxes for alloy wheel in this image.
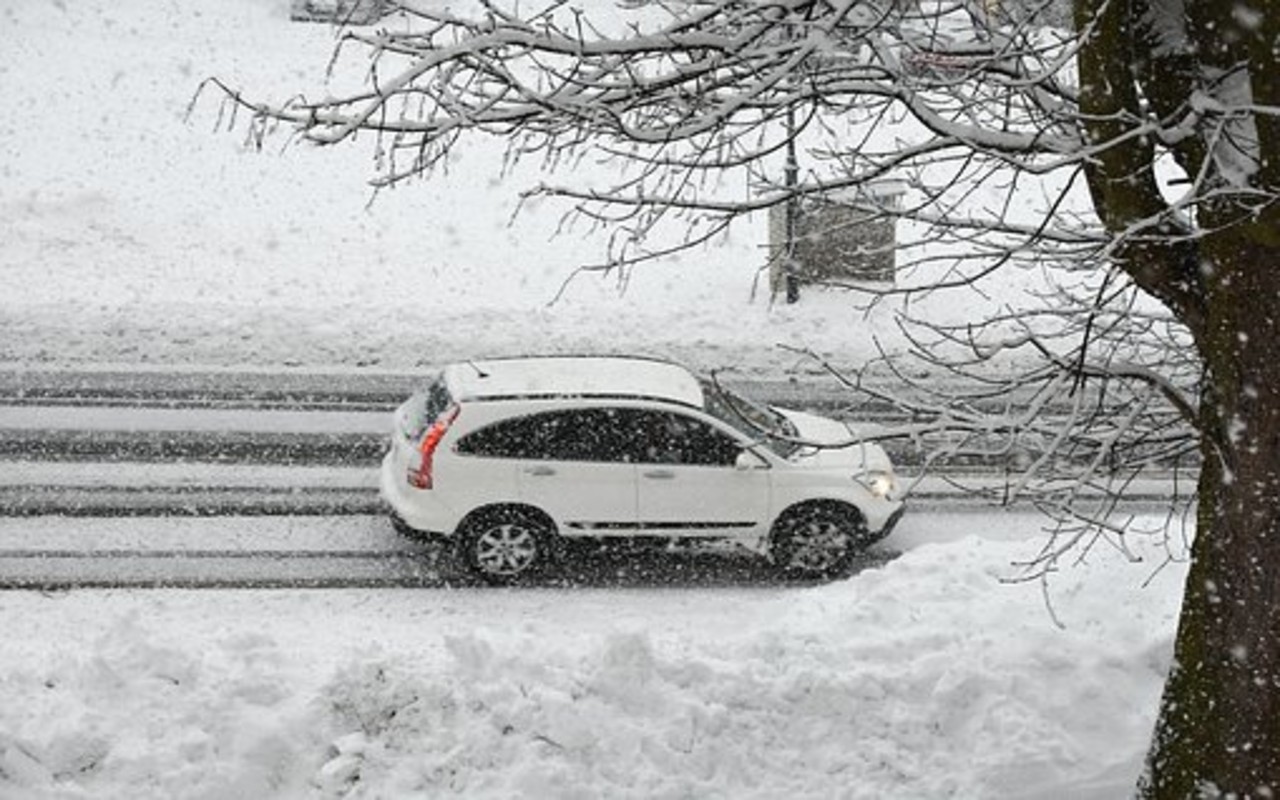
[783,518,850,573]
[473,522,540,577]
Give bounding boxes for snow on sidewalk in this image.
[0,528,1182,799]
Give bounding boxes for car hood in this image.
[776,408,894,473]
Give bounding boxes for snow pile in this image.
[0,535,1183,798]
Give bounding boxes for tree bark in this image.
[1139,219,1280,797]
[1073,0,1280,788]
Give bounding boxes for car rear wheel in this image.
[459,507,553,584]
[770,503,865,579]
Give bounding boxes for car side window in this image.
[629,410,741,467]
[538,408,632,462]
[456,407,740,465]
[455,408,635,463]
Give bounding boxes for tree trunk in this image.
[1139,222,1280,797]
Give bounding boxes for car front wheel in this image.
[770,503,866,579]
[458,507,553,584]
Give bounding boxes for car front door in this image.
[628,409,771,538]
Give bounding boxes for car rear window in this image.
[402,376,453,440]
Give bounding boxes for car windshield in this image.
[698,378,801,459]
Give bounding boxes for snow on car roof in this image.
[444,356,705,408]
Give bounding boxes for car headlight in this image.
[862,470,897,499]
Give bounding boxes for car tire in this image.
[458,506,554,584]
[770,502,866,579]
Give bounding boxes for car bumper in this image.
[866,502,906,545]
[379,451,454,537]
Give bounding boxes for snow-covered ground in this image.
[0,0,1189,797]
[0,0,1068,374]
[0,515,1185,799]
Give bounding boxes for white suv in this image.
[380,356,905,582]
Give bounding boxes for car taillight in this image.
[406,405,459,489]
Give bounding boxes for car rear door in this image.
[510,407,640,536]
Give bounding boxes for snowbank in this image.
[0,534,1183,798]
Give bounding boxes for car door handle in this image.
[525,465,557,477]
[643,469,675,480]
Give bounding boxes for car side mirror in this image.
[735,449,769,471]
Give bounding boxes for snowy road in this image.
[0,365,889,416]
[0,367,915,518]
[0,366,1187,510]
[0,368,1189,587]
[0,509,1051,589]
[0,366,901,472]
